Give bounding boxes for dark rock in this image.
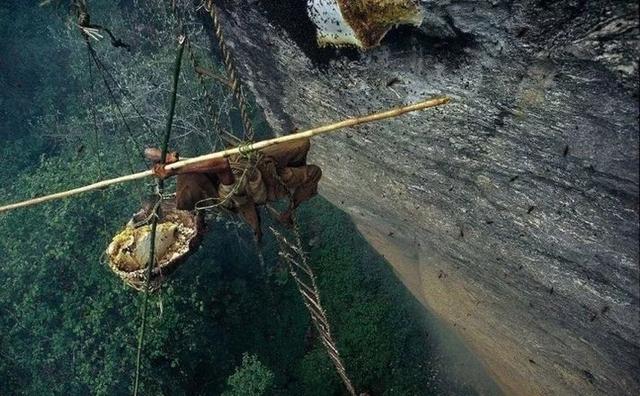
[208,1,639,394]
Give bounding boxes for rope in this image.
[77,0,159,143]
[267,157,357,393]
[90,51,160,142]
[86,46,113,236]
[132,36,186,396]
[78,3,149,228]
[171,0,268,269]
[132,194,161,396]
[182,6,354,390]
[85,43,147,199]
[170,2,229,150]
[205,0,255,141]
[270,226,356,395]
[86,43,148,164]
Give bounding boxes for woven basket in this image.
[106,201,205,292]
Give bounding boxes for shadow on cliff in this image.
[259,0,360,66]
[296,197,502,395]
[381,22,476,69]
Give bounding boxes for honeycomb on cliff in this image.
[307,0,423,49]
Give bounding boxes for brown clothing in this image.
[176,173,219,211]
[173,139,321,237]
[254,138,321,204]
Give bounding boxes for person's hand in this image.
[152,163,173,180]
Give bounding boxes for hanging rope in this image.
[170,2,232,149]
[85,43,147,163]
[76,0,159,143]
[271,226,357,395]
[199,4,356,389]
[77,3,148,202]
[172,0,273,267]
[205,0,255,141]
[265,151,358,393]
[132,36,186,396]
[86,46,113,236]
[89,49,160,143]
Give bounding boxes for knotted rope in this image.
[205,0,255,141]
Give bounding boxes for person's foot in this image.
[278,211,294,228]
[254,229,263,244]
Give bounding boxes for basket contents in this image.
[105,204,204,291]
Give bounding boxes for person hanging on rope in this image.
[145,138,322,241]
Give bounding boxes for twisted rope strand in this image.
[206,0,255,141]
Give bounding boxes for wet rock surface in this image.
[210,1,639,394]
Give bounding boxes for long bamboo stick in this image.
[133,36,185,396]
[0,96,449,214]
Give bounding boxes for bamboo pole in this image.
[133,35,185,396]
[0,96,449,214]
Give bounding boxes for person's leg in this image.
[276,165,322,225]
[286,138,311,167]
[176,174,218,210]
[290,165,322,208]
[236,200,262,241]
[260,138,310,168]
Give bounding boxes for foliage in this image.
[223,353,275,396]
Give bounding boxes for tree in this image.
[223,353,274,396]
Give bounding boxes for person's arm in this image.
[176,159,232,177]
[146,147,233,183]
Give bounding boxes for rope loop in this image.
[194,143,262,211]
[237,141,255,158]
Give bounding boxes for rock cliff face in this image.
[211,1,639,394]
